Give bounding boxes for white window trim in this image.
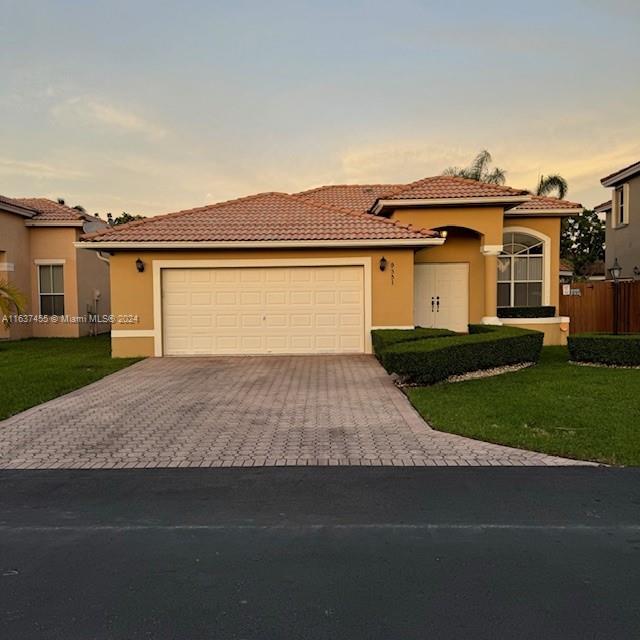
[150,258,373,357]
[613,184,630,227]
[501,226,551,307]
[37,262,65,315]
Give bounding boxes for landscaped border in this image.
[374,325,543,385]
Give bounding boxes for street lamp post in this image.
[608,258,622,335]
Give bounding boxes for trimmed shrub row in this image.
[497,306,556,318]
[376,325,544,385]
[568,333,640,366]
[371,327,456,353]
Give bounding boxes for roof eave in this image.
[507,207,583,217]
[601,164,640,187]
[75,238,445,251]
[0,202,35,218]
[25,220,84,227]
[371,195,531,215]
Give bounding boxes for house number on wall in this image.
[391,262,396,285]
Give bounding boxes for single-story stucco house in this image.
[1,196,111,340]
[77,175,582,357]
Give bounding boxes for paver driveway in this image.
[0,356,588,468]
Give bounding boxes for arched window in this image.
[498,231,544,307]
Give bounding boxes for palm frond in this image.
[0,281,27,327]
[536,174,568,199]
[469,150,492,180]
[484,167,507,185]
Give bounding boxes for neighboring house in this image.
[599,160,640,279]
[77,175,582,357]
[0,196,111,340]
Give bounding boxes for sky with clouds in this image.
[1,0,639,216]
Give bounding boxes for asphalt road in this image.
[1,467,640,639]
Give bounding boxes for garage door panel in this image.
[162,266,365,355]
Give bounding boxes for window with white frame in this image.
[498,232,544,307]
[615,185,628,226]
[39,264,64,315]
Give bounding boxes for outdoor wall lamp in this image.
[135,258,145,273]
[379,256,388,272]
[608,258,622,281]
[634,266,640,280]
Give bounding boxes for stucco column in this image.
[481,245,503,325]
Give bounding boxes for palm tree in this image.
[443,150,569,198]
[443,149,506,185]
[0,281,26,327]
[536,174,568,200]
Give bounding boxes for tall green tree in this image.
[560,210,605,277]
[443,149,506,185]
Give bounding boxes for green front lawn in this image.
[0,335,140,421]
[407,347,640,466]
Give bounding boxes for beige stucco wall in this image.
[503,320,568,346]
[0,211,32,339]
[391,206,504,246]
[108,247,417,356]
[75,243,111,336]
[29,227,80,338]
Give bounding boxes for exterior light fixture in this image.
[379,256,388,272]
[634,266,640,280]
[608,258,622,281]
[135,258,145,273]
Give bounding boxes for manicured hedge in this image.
[497,306,556,318]
[378,325,544,385]
[568,333,640,366]
[371,328,456,353]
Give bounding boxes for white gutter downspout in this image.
[96,251,110,265]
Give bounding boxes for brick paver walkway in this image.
[0,356,591,468]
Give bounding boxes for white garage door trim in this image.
[152,258,372,356]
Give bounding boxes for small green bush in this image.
[378,325,544,385]
[568,333,640,366]
[497,306,556,318]
[371,328,456,354]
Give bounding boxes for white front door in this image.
[414,263,469,333]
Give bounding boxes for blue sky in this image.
[1,0,638,215]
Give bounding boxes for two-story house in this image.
[598,160,640,279]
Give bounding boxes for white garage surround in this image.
[148,258,373,356]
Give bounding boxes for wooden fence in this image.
[560,280,640,334]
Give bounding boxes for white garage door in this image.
[161,266,365,355]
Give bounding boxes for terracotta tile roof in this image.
[0,195,90,221]
[601,160,640,186]
[12,198,88,221]
[511,194,582,211]
[296,184,401,213]
[0,194,35,214]
[377,175,530,202]
[594,200,612,213]
[81,192,438,243]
